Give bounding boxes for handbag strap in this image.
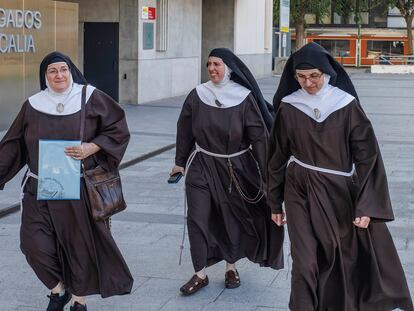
[80,84,88,142]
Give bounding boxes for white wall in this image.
[387,7,414,28]
[388,16,414,28]
[233,0,273,78]
[234,0,272,55]
[137,0,202,103]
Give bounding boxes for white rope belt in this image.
[287,156,355,177]
[179,143,253,265]
[192,143,251,159]
[20,170,38,213]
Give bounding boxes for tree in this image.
[274,0,334,50]
[333,0,370,24]
[336,0,413,54]
[382,0,414,54]
[273,0,414,54]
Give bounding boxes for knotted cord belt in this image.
[179,143,265,264]
[20,170,38,213]
[287,156,355,177]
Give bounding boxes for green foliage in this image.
[334,0,369,22]
[291,0,331,22]
[273,0,331,26]
[383,0,414,17]
[273,0,279,26]
[273,0,383,26]
[272,0,414,52]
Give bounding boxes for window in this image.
[305,14,316,24]
[366,40,404,56]
[313,39,350,57]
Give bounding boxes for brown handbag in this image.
[80,85,127,221]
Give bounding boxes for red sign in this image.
[148,7,156,20]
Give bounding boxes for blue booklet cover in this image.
[37,140,81,200]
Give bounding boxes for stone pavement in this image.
[1,73,414,310]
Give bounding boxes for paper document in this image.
[37,140,81,200]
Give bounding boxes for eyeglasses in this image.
[294,72,323,83]
[46,67,69,77]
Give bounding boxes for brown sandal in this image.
[180,274,209,296]
[225,269,240,289]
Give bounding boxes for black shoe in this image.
[180,274,209,296]
[70,302,87,311]
[225,269,241,289]
[46,291,72,311]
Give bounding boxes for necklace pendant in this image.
[314,108,321,119]
[56,103,64,113]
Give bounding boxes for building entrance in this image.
[84,22,119,101]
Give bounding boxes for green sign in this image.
[143,22,154,50]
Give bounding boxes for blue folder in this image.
[37,140,81,200]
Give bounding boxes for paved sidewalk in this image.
[1,73,414,310]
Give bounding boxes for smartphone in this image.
[168,172,183,184]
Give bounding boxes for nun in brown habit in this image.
[268,42,413,311]
[0,51,133,311]
[170,48,284,296]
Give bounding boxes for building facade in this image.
[281,3,413,67]
[0,0,78,129]
[0,0,274,130]
[305,4,412,66]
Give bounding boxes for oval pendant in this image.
[314,108,321,119]
[56,103,64,113]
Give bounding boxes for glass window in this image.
[313,39,350,57]
[348,12,369,24]
[361,12,369,24]
[320,14,331,24]
[366,40,404,56]
[305,14,316,24]
[333,13,342,24]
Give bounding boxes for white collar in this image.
[196,64,250,108]
[28,83,96,115]
[282,74,355,122]
[195,80,251,109]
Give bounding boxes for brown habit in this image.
[268,99,413,311]
[0,89,133,297]
[176,90,284,272]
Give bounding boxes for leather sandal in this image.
[180,274,209,296]
[225,269,240,289]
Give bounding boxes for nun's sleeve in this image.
[0,102,28,189]
[349,101,394,222]
[88,89,130,170]
[267,105,291,214]
[175,91,195,168]
[245,95,268,179]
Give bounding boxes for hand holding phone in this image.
[168,172,183,183]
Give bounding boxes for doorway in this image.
[84,22,119,101]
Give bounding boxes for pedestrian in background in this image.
[0,51,133,311]
[171,48,284,295]
[268,42,413,311]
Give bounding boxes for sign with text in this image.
[0,8,41,53]
[142,6,156,20]
[279,0,290,33]
[0,0,78,131]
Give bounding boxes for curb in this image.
[0,143,177,219]
[0,203,20,219]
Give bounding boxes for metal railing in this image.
[374,55,414,65]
